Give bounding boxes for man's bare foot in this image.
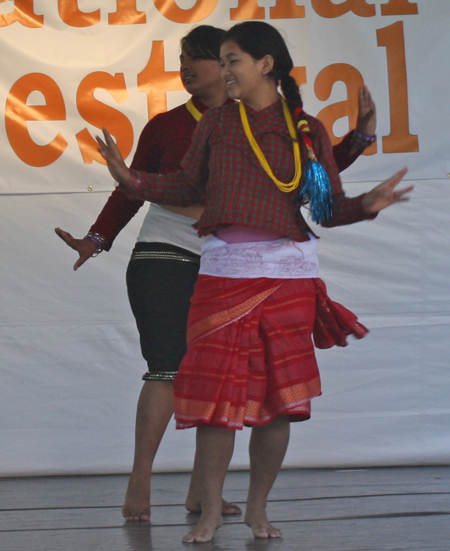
[122,476,150,521]
[182,512,223,543]
[185,496,242,515]
[221,499,242,515]
[245,510,282,539]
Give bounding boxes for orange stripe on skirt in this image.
[174,276,321,429]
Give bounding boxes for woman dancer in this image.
[56,25,376,524]
[96,21,410,542]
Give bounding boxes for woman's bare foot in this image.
[185,495,242,515]
[122,475,150,521]
[245,510,282,539]
[182,511,223,543]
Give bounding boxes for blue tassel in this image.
[300,159,333,224]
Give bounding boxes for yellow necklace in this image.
[239,99,301,193]
[186,98,203,121]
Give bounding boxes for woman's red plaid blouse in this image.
[126,100,373,242]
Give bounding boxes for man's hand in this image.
[356,86,376,137]
[55,227,97,271]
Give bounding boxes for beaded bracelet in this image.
[83,232,108,257]
[354,129,377,145]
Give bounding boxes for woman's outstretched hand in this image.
[54,228,97,271]
[96,129,131,187]
[362,168,413,214]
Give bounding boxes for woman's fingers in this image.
[362,167,413,213]
[94,129,131,185]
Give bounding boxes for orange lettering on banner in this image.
[58,0,100,28]
[270,1,305,19]
[230,0,305,20]
[230,0,264,21]
[0,0,43,27]
[109,0,147,25]
[291,66,307,88]
[153,0,218,23]
[311,0,375,18]
[377,22,419,153]
[5,73,68,167]
[381,0,418,16]
[315,63,376,154]
[138,41,184,122]
[76,73,134,164]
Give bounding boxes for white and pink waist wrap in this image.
[199,226,319,279]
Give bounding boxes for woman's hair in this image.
[221,21,303,110]
[181,25,227,61]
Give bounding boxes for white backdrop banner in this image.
[2,0,449,194]
[1,0,450,477]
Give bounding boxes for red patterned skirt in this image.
[174,276,320,429]
[173,275,367,430]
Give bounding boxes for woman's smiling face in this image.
[220,40,274,108]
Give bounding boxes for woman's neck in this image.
[243,85,279,112]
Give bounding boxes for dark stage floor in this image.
[1,466,450,550]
